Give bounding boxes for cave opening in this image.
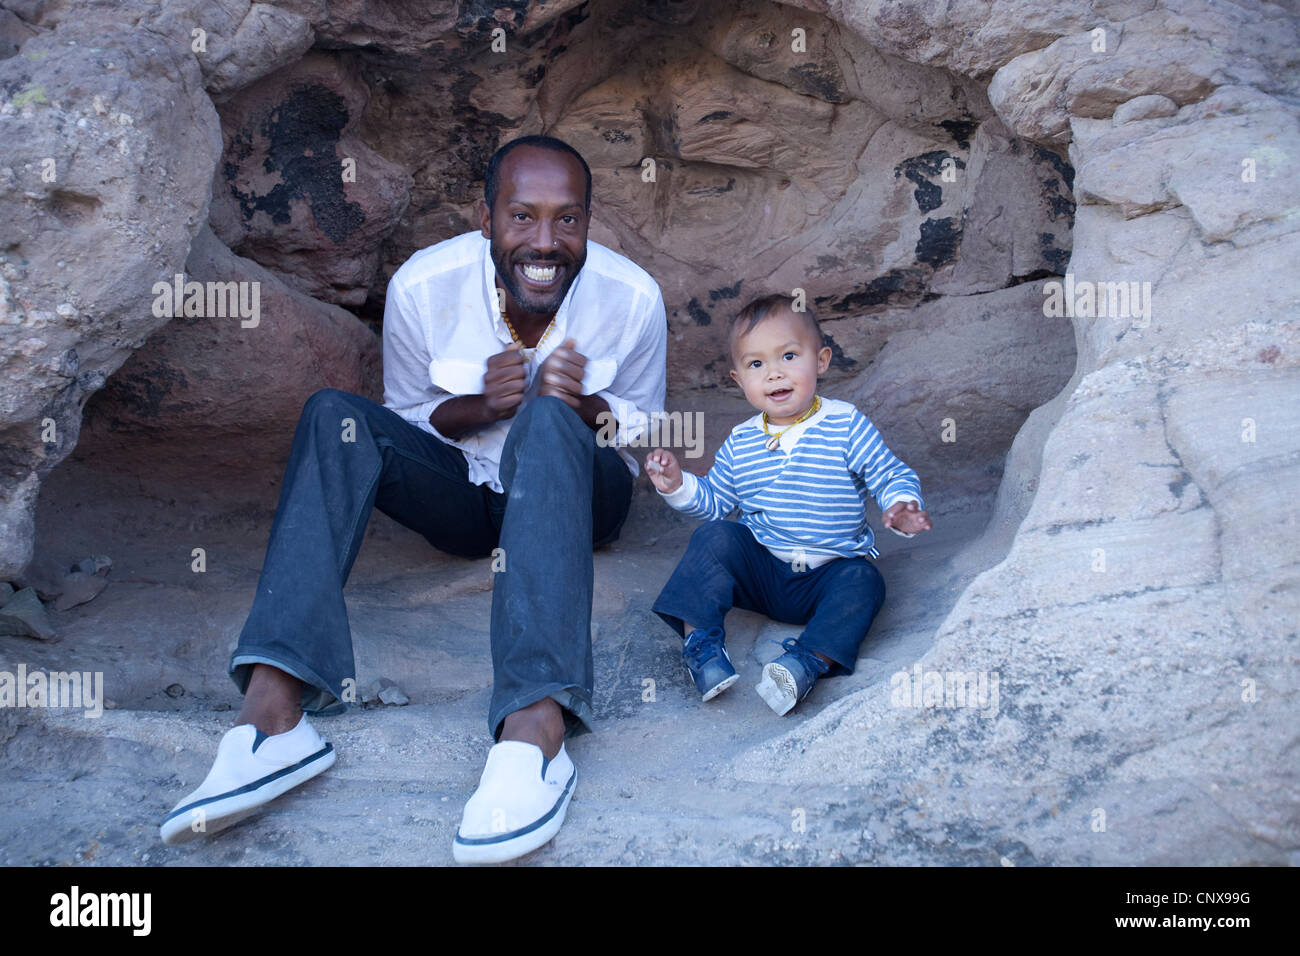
[39,0,1078,718]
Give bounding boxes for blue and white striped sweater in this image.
[660,398,924,564]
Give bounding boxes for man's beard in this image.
[490,235,586,315]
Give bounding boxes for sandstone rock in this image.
[832,281,1076,516]
[0,586,55,640]
[1112,94,1177,126]
[75,226,382,485]
[929,118,1074,294]
[1073,86,1300,243]
[209,52,412,306]
[189,2,315,97]
[0,8,38,58]
[9,550,65,602]
[0,19,221,579]
[72,555,112,577]
[361,676,409,706]
[3,0,314,95]
[987,5,1297,147]
[53,570,107,612]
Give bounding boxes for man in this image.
[159,135,667,863]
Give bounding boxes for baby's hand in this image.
[883,500,932,535]
[645,448,682,494]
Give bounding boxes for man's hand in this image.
[483,343,527,420]
[538,337,586,408]
[645,448,682,494]
[429,344,526,440]
[883,500,932,535]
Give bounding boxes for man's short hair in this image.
[484,134,592,213]
[729,294,822,359]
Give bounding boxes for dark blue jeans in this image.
[229,389,633,739]
[652,520,885,676]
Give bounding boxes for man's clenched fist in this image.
[483,343,527,420]
[538,337,587,408]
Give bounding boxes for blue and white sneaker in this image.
[756,638,831,716]
[453,741,576,864]
[682,626,739,702]
[160,715,335,845]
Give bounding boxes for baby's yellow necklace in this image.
[762,395,821,451]
[499,297,555,357]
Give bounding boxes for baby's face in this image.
[729,307,831,425]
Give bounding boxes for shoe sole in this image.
[757,663,799,716]
[452,767,576,865]
[159,744,336,846]
[701,672,740,702]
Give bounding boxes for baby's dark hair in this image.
[729,294,822,360]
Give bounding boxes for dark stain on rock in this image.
[1010,267,1061,286]
[1168,470,1192,499]
[1033,144,1075,190]
[894,150,965,213]
[650,108,682,154]
[522,63,546,87]
[1039,233,1071,273]
[1044,517,1115,535]
[1033,144,1077,221]
[698,110,732,123]
[602,128,633,143]
[708,280,742,303]
[822,331,857,369]
[786,63,849,103]
[225,85,366,245]
[96,357,190,423]
[686,297,711,325]
[818,268,927,313]
[644,0,702,26]
[686,177,735,197]
[938,118,979,150]
[915,217,961,267]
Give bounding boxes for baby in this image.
[646,294,932,715]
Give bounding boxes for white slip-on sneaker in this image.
[452,741,576,864]
[159,715,335,846]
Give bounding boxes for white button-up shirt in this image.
[382,231,668,492]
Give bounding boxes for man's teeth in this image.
[522,263,558,282]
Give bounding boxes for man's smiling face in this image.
[480,145,589,316]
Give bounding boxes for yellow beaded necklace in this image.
[498,294,556,356]
[762,395,821,451]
